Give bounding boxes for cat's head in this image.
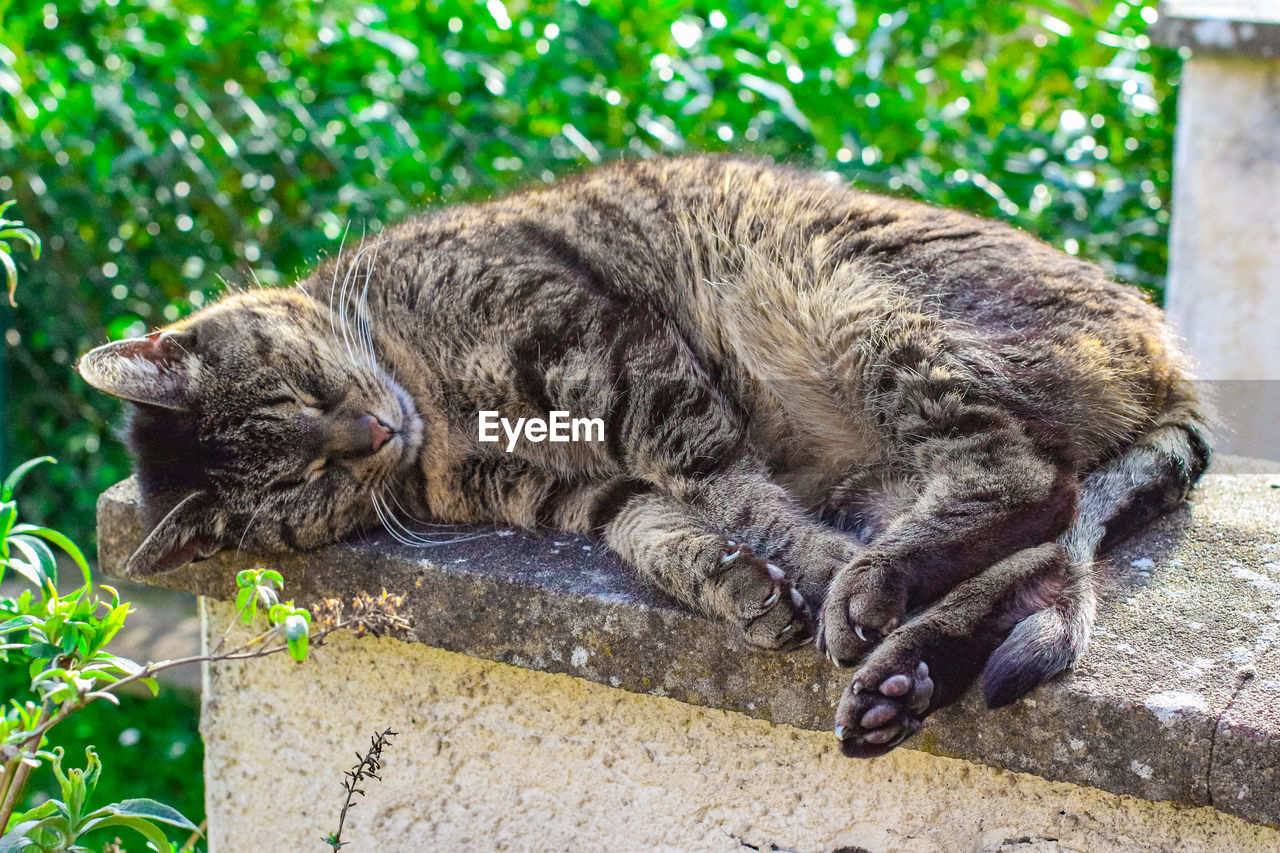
[77,289,423,576]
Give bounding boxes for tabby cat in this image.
[78,156,1210,756]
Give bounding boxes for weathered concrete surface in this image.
[1156,9,1280,460]
[98,464,1280,829]
[1154,1,1280,58]
[199,602,1280,853]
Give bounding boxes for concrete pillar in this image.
[1154,2,1280,461]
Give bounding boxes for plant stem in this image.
[178,817,207,852]
[17,628,305,749]
[329,728,395,850]
[2,618,350,828]
[0,704,44,832]
[0,754,20,826]
[0,759,32,832]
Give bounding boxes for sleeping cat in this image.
[77,156,1210,756]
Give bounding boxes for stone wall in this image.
[96,458,1280,850]
[199,601,1280,852]
[1156,1,1280,461]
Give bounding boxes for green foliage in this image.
[0,201,41,307]
[233,569,312,662]
[3,747,198,853]
[0,0,1178,546]
[1,459,330,848]
[0,459,201,848]
[1,670,204,849]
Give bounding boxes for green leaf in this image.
[0,500,16,540]
[0,226,41,256]
[3,559,45,591]
[8,800,59,827]
[0,829,40,852]
[23,643,62,661]
[77,815,171,852]
[86,605,132,655]
[1,249,17,307]
[7,535,57,590]
[287,629,308,662]
[87,653,144,676]
[0,615,40,636]
[10,525,92,588]
[1,458,54,502]
[105,798,199,831]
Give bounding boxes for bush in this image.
[0,0,1178,544]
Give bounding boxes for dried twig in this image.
[324,728,397,851]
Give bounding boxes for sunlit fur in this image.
[79,156,1211,754]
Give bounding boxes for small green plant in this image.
[323,729,396,852]
[0,200,40,307]
[0,458,374,851]
[1,747,198,852]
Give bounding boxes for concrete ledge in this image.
[196,605,1280,852]
[1154,1,1280,58]
[96,465,1280,831]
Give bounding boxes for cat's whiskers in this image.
[381,474,463,529]
[371,490,497,548]
[236,491,277,552]
[327,222,353,350]
[355,237,380,364]
[335,229,365,369]
[330,229,387,379]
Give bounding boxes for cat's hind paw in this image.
[715,543,813,651]
[834,659,934,758]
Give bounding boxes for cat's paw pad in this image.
[715,543,813,651]
[834,660,934,758]
[816,565,906,666]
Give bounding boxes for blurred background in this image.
[0,0,1177,832]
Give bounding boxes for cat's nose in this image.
[359,414,394,452]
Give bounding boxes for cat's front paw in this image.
[816,560,907,665]
[714,542,813,651]
[834,657,934,758]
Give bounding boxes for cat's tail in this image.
[981,396,1212,708]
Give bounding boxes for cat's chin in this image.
[387,377,425,467]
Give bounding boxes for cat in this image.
[77,155,1210,756]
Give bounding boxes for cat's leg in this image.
[564,307,865,602]
[817,328,1079,665]
[443,451,817,648]
[832,542,1072,757]
[603,489,813,649]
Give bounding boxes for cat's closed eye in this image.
[274,458,328,490]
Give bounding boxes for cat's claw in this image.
[718,541,812,650]
[834,657,935,758]
[816,559,910,665]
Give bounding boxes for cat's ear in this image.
[77,330,197,410]
[126,492,224,577]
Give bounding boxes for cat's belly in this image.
[741,377,885,497]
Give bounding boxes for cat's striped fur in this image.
[78,156,1210,755]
